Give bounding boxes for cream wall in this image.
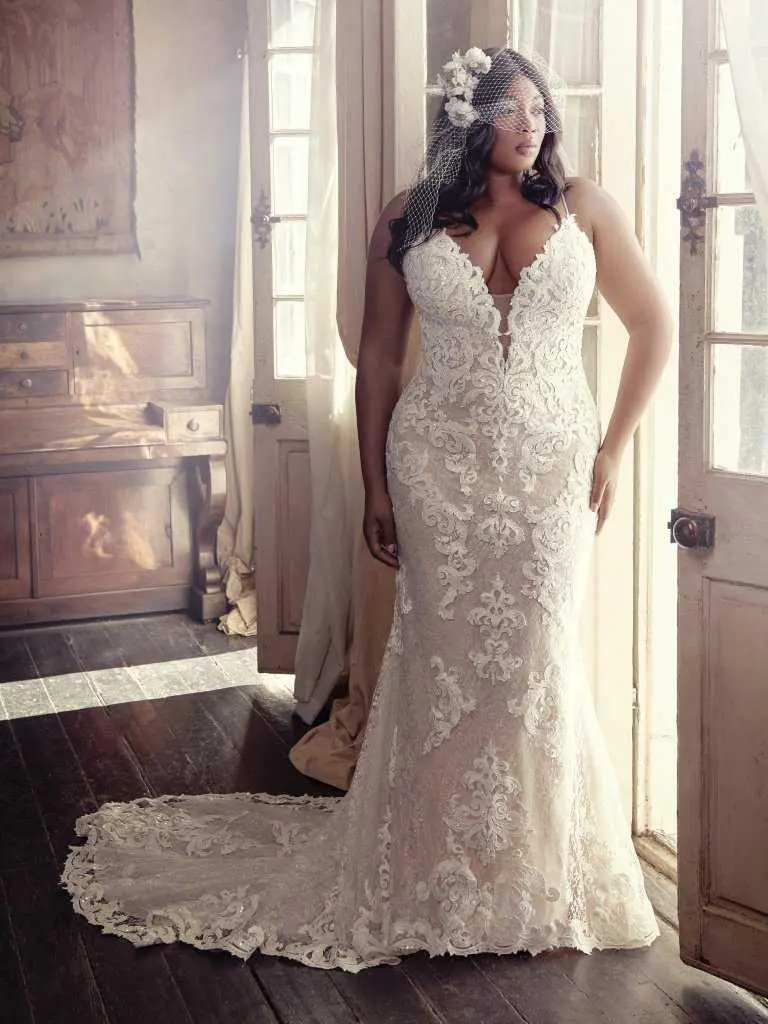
[0,0,247,402]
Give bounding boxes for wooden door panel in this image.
[0,478,30,600]
[33,467,191,597]
[705,582,768,914]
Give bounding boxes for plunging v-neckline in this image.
[443,212,575,309]
[442,213,576,368]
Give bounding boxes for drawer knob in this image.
[186,418,200,433]
[19,377,33,389]
[19,349,29,361]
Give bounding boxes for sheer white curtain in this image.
[720,0,768,239]
[217,53,258,637]
[292,0,363,722]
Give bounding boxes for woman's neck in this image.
[483,169,526,208]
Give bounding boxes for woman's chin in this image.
[496,159,538,177]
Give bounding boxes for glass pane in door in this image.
[562,95,600,180]
[271,136,310,215]
[270,0,316,47]
[712,342,768,476]
[520,0,601,85]
[272,221,307,296]
[269,53,313,130]
[274,300,307,378]
[715,63,748,194]
[712,205,768,333]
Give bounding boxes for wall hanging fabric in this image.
[0,0,136,257]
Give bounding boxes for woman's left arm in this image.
[575,179,675,532]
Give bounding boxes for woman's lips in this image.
[516,142,538,155]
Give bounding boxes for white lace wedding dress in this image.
[62,209,659,971]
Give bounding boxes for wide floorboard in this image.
[0,613,765,1024]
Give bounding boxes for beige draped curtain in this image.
[289,0,402,755]
[217,53,258,637]
[289,0,410,786]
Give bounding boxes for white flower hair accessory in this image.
[428,47,493,128]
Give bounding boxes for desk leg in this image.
[189,453,227,622]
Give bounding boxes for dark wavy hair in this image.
[388,48,567,274]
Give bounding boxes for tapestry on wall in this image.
[0,0,136,257]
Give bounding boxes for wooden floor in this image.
[1,613,766,1024]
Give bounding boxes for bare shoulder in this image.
[369,191,408,259]
[376,191,408,234]
[382,190,408,219]
[564,177,627,234]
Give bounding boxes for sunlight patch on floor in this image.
[0,650,294,721]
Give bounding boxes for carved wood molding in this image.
[189,452,227,615]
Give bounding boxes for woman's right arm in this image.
[355,195,414,568]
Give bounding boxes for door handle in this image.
[668,508,715,549]
[251,402,281,426]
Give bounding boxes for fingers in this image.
[364,518,399,568]
[595,482,614,534]
[590,467,606,514]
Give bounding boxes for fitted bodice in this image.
[403,214,596,383]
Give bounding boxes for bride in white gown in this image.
[62,47,672,971]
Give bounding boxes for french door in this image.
[247,0,314,670]
[676,0,768,996]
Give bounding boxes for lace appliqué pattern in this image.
[423,656,477,753]
[445,743,528,865]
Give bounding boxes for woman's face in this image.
[487,76,547,175]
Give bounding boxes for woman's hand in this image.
[363,489,399,568]
[590,445,621,534]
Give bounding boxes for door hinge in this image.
[677,149,718,255]
[251,188,281,249]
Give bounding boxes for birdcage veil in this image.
[389,46,570,272]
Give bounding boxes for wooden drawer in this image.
[148,401,223,442]
[72,308,206,397]
[0,312,66,342]
[0,370,68,399]
[0,340,69,371]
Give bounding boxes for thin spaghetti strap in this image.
[561,192,570,217]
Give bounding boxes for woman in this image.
[63,47,670,970]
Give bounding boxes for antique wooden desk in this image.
[0,299,227,626]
